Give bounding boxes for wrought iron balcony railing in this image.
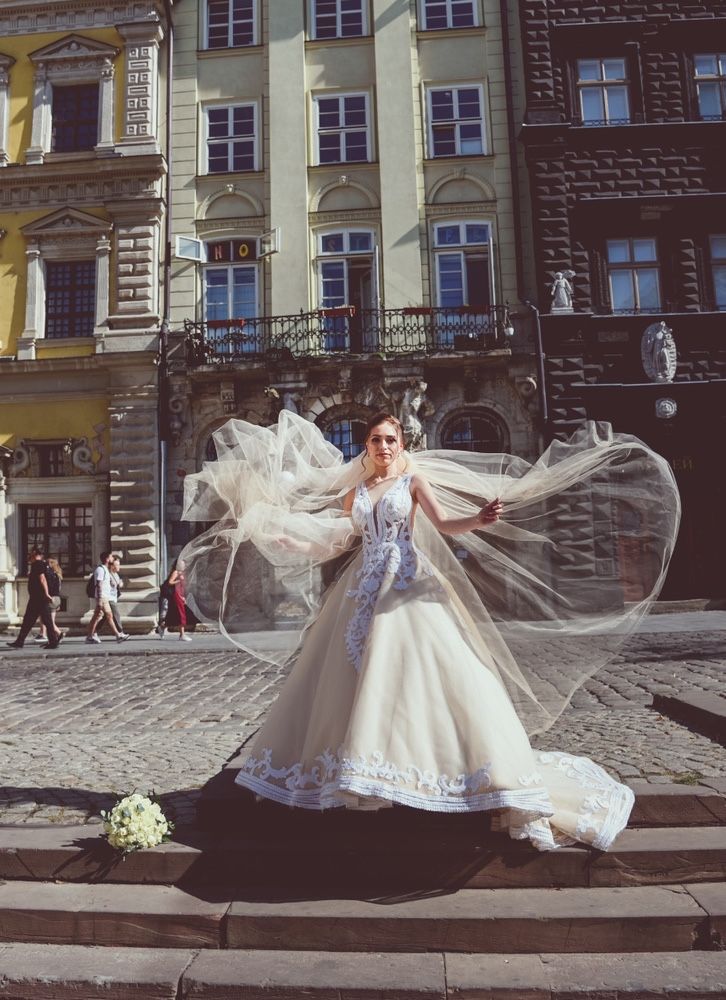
[184,305,512,365]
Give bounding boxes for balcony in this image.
[184,305,512,366]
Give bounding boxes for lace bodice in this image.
[345,475,432,671]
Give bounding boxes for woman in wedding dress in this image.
[180,410,680,851]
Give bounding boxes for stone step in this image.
[653,691,726,746]
[1,945,726,999]
[197,773,726,832]
[1,824,724,891]
[0,880,722,953]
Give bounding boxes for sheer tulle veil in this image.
[179,411,680,736]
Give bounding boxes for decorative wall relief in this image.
[641,321,677,384]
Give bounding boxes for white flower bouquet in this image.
[100,792,174,854]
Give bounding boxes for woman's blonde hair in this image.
[48,557,63,580]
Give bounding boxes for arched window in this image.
[323,418,367,461]
[441,409,505,453]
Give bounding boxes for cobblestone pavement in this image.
[0,622,724,825]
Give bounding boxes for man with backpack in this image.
[6,547,62,650]
[86,551,129,644]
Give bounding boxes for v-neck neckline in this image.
[361,475,405,504]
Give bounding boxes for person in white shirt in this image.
[86,550,129,644]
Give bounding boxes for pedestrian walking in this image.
[86,551,129,644]
[34,558,64,643]
[7,547,62,650]
[164,559,191,641]
[100,555,126,636]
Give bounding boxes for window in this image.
[606,238,660,312]
[441,410,504,453]
[22,504,93,577]
[419,0,477,30]
[205,104,257,173]
[206,0,256,48]
[694,54,726,120]
[432,222,493,347]
[314,93,370,164]
[576,58,630,124]
[312,0,366,39]
[427,85,485,157]
[204,239,260,354]
[45,260,96,339]
[323,418,367,461]
[36,444,66,477]
[51,84,99,152]
[317,229,377,351]
[711,235,726,310]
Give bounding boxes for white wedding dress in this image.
[235,473,635,852]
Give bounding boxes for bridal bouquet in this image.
[101,793,173,854]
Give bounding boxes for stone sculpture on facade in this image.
[641,321,677,384]
[399,379,435,451]
[549,270,575,312]
[655,398,677,420]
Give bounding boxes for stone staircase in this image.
[0,782,725,997]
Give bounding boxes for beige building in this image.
[166,0,540,620]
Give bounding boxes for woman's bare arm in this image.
[411,474,502,535]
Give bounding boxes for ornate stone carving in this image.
[220,381,237,415]
[282,392,303,414]
[549,270,575,312]
[168,397,185,446]
[655,398,677,420]
[11,441,30,475]
[399,379,435,451]
[641,321,677,384]
[71,438,95,473]
[354,381,392,411]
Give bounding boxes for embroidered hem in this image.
[234,766,555,817]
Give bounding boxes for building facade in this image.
[518,0,726,599]
[165,0,542,622]
[0,0,170,630]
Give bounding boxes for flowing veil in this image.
[179,411,680,736]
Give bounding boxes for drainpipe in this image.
[499,0,551,443]
[158,0,174,582]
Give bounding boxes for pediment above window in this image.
[29,34,119,69]
[22,208,112,240]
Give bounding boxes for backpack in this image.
[86,573,96,598]
[160,579,175,601]
[45,565,61,598]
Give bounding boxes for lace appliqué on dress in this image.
[345,475,433,671]
[237,744,554,819]
[537,750,635,851]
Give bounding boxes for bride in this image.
[180,410,680,851]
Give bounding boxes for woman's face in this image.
[366,421,401,471]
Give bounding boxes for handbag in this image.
[49,595,61,610]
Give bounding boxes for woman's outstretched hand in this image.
[476,497,503,525]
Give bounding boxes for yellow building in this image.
[0,0,170,630]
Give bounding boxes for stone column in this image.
[18,242,41,359]
[267,1,309,315]
[116,20,164,155]
[26,66,50,164]
[108,386,160,629]
[95,58,116,155]
[94,235,112,343]
[372,0,423,306]
[0,55,15,166]
[106,202,162,330]
[0,469,12,626]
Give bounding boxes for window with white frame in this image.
[311,0,367,39]
[205,0,256,49]
[205,104,258,173]
[576,58,630,124]
[433,222,492,307]
[441,408,505,453]
[694,54,726,120]
[19,207,111,360]
[314,93,370,164]
[203,239,261,353]
[606,238,661,312]
[51,84,99,152]
[427,85,485,157]
[323,418,367,460]
[710,235,726,310]
[419,0,477,30]
[317,229,378,352]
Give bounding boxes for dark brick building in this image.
[518,1,726,599]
